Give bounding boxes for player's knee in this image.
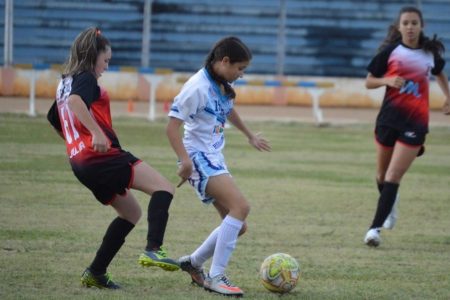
[122,212,141,225]
[385,170,404,183]
[128,206,142,224]
[165,185,175,195]
[376,174,385,183]
[158,178,175,195]
[156,183,175,195]
[239,222,248,236]
[240,202,250,219]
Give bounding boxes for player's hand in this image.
[92,131,110,152]
[249,132,271,152]
[442,97,450,115]
[176,159,193,187]
[385,76,405,89]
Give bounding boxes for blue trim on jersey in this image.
[203,68,232,104]
[203,68,223,97]
[202,68,233,124]
[204,106,216,116]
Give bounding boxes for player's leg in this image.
[82,191,139,289]
[374,143,401,229]
[180,198,249,288]
[365,142,420,246]
[213,200,248,236]
[365,127,395,245]
[375,142,393,189]
[131,161,179,271]
[203,174,247,297]
[374,142,419,226]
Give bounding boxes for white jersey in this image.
[169,68,234,154]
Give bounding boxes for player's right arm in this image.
[47,100,65,140]
[366,45,404,90]
[68,94,110,152]
[166,117,192,187]
[365,73,405,90]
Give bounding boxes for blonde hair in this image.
[63,27,110,77]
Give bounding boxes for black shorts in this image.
[375,125,426,147]
[71,151,141,205]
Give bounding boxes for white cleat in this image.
[383,193,399,230]
[204,274,243,297]
[364,228,381,247]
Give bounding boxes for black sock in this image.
[146,191,173,251]
[377,180,384,194]
[370,181,399,229]
[90,217,135,275]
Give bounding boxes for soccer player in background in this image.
[47,27,179,289]
[166,36,271,297]
[363,6,450,247]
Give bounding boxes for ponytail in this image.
[63,27,110,77]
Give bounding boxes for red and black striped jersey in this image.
[367,42,445,133]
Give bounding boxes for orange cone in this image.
[127,98,134,113]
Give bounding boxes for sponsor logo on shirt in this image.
[399,80,421,98]
[213,125,224,134]
[212,135,224,149]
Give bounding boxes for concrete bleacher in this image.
[0,0,449,77]
[1,0,144,65]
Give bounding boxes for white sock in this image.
[209,215,243,278]
[190,226,220,268]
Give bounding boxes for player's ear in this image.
[221,56,231,65]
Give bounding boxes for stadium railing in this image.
[14,64,334,124]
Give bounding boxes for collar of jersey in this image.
[399,42,421,50]
[202,68,231,103]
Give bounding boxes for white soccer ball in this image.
[260,253,300,293]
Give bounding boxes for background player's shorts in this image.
[71,150,141,205]
[375,125,426,148]
[185,151,230,204]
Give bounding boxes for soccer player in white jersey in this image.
[166,36,271,297]
[363,6,450,247]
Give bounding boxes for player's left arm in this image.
[435,72,450,115]
[227,108,271,152]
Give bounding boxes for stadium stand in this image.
[0,0,449,77]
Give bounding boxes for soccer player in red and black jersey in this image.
[47,27,179,289]
[363,7,450,247]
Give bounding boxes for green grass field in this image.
[1,113,450,299]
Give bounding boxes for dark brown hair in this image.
[204,36,252,98]
[379,6,444,57]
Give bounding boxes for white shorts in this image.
[185,151,230,204]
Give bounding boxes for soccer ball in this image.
[260,253,300,293]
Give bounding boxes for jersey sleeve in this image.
[47,100,62,132]
[431,54,446,75]
[70,72,100,108]
[366,44,397,77]
[168,85,206,121]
